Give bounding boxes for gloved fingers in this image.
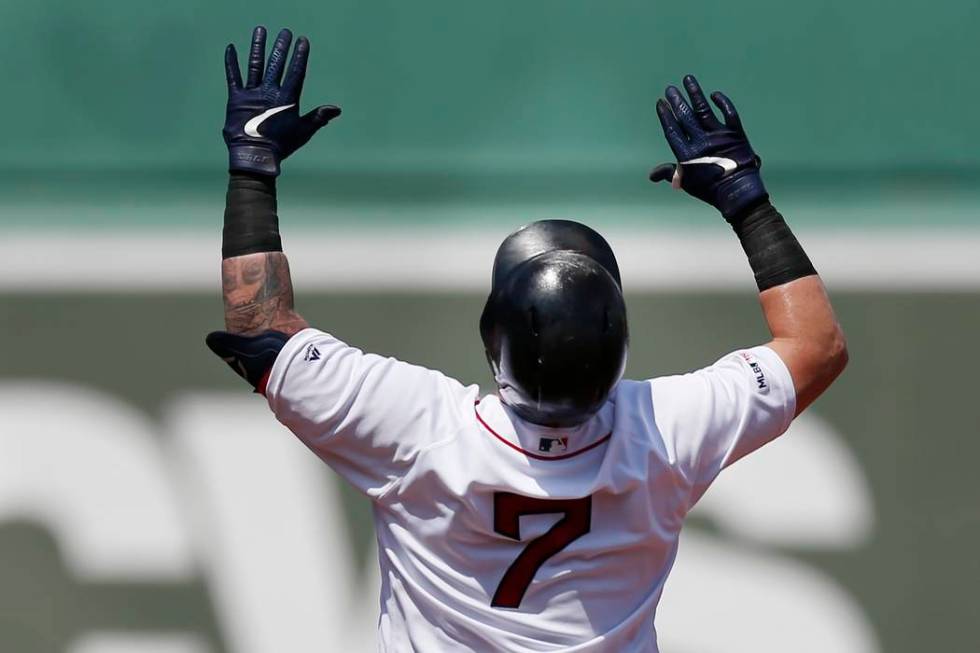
[649,163,677,184]
[264,28,293,88]
[665,85,702,138]
[683,74,723,130]
[281,36,310,101]
[656,99,688,159]
[245,26,267,89]
[710,91,744,132]
[225,44,243,92]
[302,105,343,130]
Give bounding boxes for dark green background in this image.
[2,0,979,228]
[3,0,978,170]
[1,290,978,651]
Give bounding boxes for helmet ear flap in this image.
[479,290,498,360]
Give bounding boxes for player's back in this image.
[373,386,688,652]
[265,329,795,653]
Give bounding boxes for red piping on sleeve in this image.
[255,367,273,397]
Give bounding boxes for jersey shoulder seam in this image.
[373,376,473,503]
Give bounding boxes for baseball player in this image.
[208,26,848,652]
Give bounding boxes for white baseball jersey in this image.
[265,328,796,652]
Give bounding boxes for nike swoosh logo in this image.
[680,156,738,173]
[243,104,295,137]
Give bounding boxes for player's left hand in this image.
[223,26,341,177]
[649,75,767,221]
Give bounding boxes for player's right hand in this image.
[223,26,341,177]
[649,75,767,222]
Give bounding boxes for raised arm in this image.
[206,26,340,390]
[651,75,847,415]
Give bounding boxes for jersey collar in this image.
[474,395,613,461]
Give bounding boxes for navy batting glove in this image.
[649,75,767,222]
[223,26,341,177]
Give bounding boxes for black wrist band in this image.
[222,172,282,259]
[731,201,817,291]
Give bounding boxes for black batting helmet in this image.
[480,220,629,427]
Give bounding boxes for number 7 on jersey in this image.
[491,492,593,608]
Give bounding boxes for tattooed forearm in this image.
[221,252,309,336]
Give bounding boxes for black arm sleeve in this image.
[221,172,282,259]
[730,201,817,291]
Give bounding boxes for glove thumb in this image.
[303,104,342,130]
[205,330,288,393]
[649,163,677,184]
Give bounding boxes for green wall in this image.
[5,0,980,171]
[2,0,979,228]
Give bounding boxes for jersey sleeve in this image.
[649,345,796,507]
[263,328,470,500]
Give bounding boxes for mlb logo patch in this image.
[738,351,769,394]
[304,344,321,362]
[538,437,569,453]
